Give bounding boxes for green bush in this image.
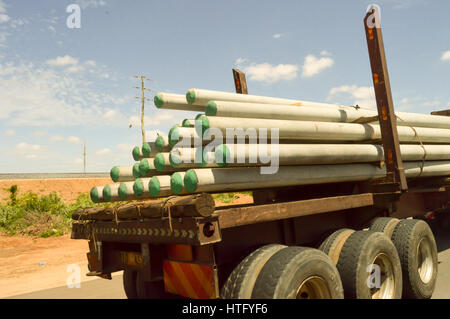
[0,188,113,237]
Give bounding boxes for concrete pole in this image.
[169,126,201,147]
[142,141,159,158]
[118,181,140,201]
[199,116,450,143]
[90,186,104,203]
[148,175,187,197]
[103,184,120,202]
[186,88,367,110]
[169,147,217,168]
[206,101,450,130]
[133,178,152,197]
[182,161,450,193]
[154,92,204,112]
[215,144,450,167]
[110,164,141,182]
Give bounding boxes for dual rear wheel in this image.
[221,218,438,299]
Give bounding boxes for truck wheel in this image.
[123,269,138,299]
[251,247,344,299]
[337,230,402,299]
[370,217,400,239]
[319,228,354,264]
[391,219,438,299]
[221,244,286,299]
[136,272,173,299]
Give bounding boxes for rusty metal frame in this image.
[216,193,374,229]
[71,216,222,246]
[364,6,408,192]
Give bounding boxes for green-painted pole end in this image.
[110,166,120,182]
[154,93,163,108]
[169,152,181,168]
[103,185,111,202]
[186,89,196,104]
[132,163,141,178]
[154,153,165,172]
[205,101,217,116]
[133,178,144,196]
[155,135,165,152]
[132,146,141,161]
[170,173,184,194]
[90,187,99,203]
[142,143,151,158]
[184,170,198,193]
[118,183,128,201]
[168,125,180,147]
[149,177,160,197]
[139,159,151,176]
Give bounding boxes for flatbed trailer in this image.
[71,6,450,299]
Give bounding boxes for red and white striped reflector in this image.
[163,260,217,299]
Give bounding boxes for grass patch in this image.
[212,191,252,203]
[0,186,119,238]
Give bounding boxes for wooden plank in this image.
[217,193,374,229]
[431,109,450,116]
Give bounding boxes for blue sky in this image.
[0,0,449,173]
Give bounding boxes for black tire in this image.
[136,272,174,299]
[123,269,138,299]
[319,228,354,264]
[221,244,286,298]
[391,219,438,299]
[337,230,402,299]
[370,217,400,239]
[251,247,344,299]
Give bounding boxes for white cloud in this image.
[49,135,83,144]
[46,55,79,67]
[0,0,9,24]
[103,109,117,119]
[441,51,450,62]
[129,111,175,127]
[66,65,85,73]
[76,0,107,9]
[116,143,134,152]
[302,53,334,78]
[5,129,14,136]
[328,85,376,109]
[67,136,83,144]
[0,60,129,126]
[96,148,111,156]
[50,135,65,142]
[11,142,43,159]
[244,63,299,83]
[32,130,47,137]
[273,34,281,39]
[235,57,247,68]
[85,60,96,66]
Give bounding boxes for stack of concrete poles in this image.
[90,87,450,203]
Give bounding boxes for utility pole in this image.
[133,75,154,144]
[83,141,86,174]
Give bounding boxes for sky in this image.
[0,0,449,173]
